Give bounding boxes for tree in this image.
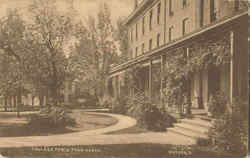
[115,16,129,64]
[24,0,76,105]
[0,9,27,116]
[69,3,119,104]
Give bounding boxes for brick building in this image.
[109,0,248,115]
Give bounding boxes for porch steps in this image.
[167,118,212,140]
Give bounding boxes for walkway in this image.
[0,111,195,148]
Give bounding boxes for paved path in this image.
[0,111,195,148]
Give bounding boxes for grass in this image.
[0,111,118,137]
[0,144,241,158]
[106,125,148,135]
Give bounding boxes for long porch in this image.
[108,12,248,117]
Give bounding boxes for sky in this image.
[0,0,135,23]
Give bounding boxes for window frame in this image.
[182,18,188,35]
[142,43,145,54]
[157,33,160,47]
[157,2,161,24]
[142,16,145,35]
[169,0,174,16]
[149,39,153,51]
[149,10,153,31]
[169,26,173,42]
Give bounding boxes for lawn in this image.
[0,110,118,137]
[0,144,241,158]
[106,125,148,135]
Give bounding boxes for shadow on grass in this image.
[106,125,149,135]
[0,123,75,137]
[0,144,240,158]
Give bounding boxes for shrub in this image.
[196,138,212,147]
[111,96,128,114]
[27,106,76,132]
[126,93,176,131]
[207,91,228,118]
[208,99,248,157]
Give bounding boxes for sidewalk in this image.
[0,111,195,148]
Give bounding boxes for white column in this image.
[230,31,234,104]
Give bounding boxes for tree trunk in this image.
[4,96,7,112]
[32,96,35,106]
[14,95,17,108]
[17,87,22,118]
[39,94,44,107]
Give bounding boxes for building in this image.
[109,0,248,116]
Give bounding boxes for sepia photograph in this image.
[0,0,249,157]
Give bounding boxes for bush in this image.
[110,95,128,114]
[208,91,228,118]
[126,93,176,131]
[196,138,212,147]
[208,99,248,157]
[27,106,76,132]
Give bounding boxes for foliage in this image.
[196,138,212,147]
[111,95,128,115]
[69,2,119,102]
[114,16,129,64]
[27,106,76,132]
[207,91,228,118]
[208,98,248,157]
[0,9,27,112]
[24,0,76,104]
[126,92,176,131]
[162,35,230,114]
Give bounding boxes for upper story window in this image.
[149,39,152,51]
[142,17,145,35]
[183,0,187,8]
[157,34,160,47]
[200,0,204,27]
[149,10,153,31]
[136,23,138,41]
[182,18,188,35]
[235,0,239,11]
[169,26,173,42]
[157,3,161,24]
[131,28,133,42]
[210,0,219,22]
[142,43,145,54]
[169,0,174,16]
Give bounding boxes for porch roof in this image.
[110,11,248,75]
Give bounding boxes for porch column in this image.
[149,60,152,100]
[230,31,234,104]
[160,54,166,105]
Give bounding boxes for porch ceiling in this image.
[110,11,248,75]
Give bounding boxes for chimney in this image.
[134,0,138,10]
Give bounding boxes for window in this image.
[183,0,187,8]
[200,0,204,27]
[142,43,145,54]
[235,0,239,11]
[157,3,161,24]
[149,39,152,50]
[131,28,133,42]
[169,0,173,16]
[210,0,219,22]
[169,26,173,41]
[149,10,153,31]
[136,23,138,41]
[182,18,188,35]
[135,47,138,57]
[157,34,160,47]
[142,17,145,35]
